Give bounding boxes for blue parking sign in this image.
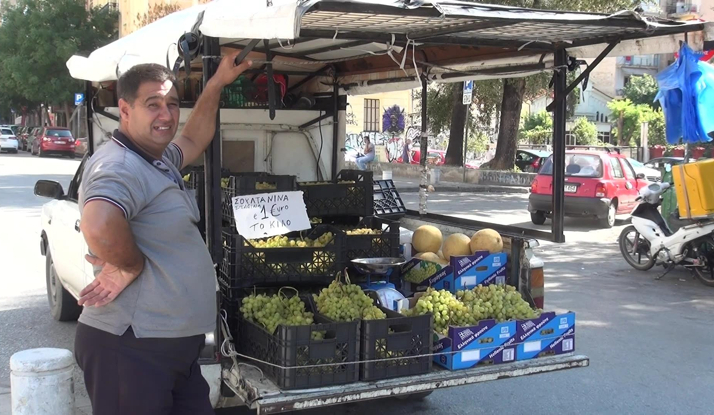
[74,93,84,106]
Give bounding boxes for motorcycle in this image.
[618,181,714,286]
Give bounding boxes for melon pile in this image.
[411,225,503,263]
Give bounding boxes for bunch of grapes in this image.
[409,289,475,335]
[255,182,277,190]
[310,217,323,224]
[182,174,191,182]
[246,233,334,248]
[220,178,230,188]
[241,291,324,340]
[457,284,540,321]
[403,261,441,283]
[313,279,386,322]
[346,228,382,236]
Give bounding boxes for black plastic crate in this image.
[360,307,433,381]
[182,167,206,239]
[219,75,287,110]
[373,179,407,219]
[219,225,343,289]
[338,216,400,266]
[238,307,359,390]
[221,173,297,228]
[298,170,373,218]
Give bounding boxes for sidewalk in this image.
[390,177,530,194]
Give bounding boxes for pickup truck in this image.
[35,149,588,412]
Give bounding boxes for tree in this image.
[135,3,181,28]
[444,83,468,165]
[623,74,659,108]
[0,0,118,125]
[570,117,598,145]
[644,108,667,146]
[520,111,553,144]
[608,99,654,146]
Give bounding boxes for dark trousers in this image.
[74,322,213,415]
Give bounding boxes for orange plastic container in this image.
[672,159,714,219]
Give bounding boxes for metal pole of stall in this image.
[332,82,339,179]
[419,73,429,215]
[203,36,223,262]
[551,49,567,243]
[85,81,95,156]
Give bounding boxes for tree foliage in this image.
[570,116,598,145]
[520,110,553,144]
[622,74,659,109]
[608,98,662,146]
[0,0,118,121]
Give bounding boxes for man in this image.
[356,136,375,170]
[74,50,251,415]
[401,138,411,163]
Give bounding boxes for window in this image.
[621,159,636,179]
[1,129,13,135]
[540,154,603,178]
[624,75,632,87]
[610,157,624,178]
[46,129,72,137]
[364,99,380,132]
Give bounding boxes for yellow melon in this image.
[412,225,443,254]
[470,229,503,254]
[442,233,472,261]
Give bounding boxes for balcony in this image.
[617,55,660,68]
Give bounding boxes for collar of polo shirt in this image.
[112,129,182,188]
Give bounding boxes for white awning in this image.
[66,0,709,87]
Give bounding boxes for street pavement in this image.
[2,152,714,415]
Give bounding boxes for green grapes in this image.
[403,261,440,283]
[313,279,386,322]
[409,286,542,335]
[245,233,334,248]
[241,292,324,340]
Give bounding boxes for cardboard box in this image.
[515,312,576,361]
[433,319,517,370]
[401,251,507,293]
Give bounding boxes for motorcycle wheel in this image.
[618,225,656,271]
[689,236,714,287]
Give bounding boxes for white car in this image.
[627,158,661,182]
[0,127,19,153]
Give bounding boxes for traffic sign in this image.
[463,80,473,105]
[74,93,84,106]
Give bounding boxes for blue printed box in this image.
[402,251,507,292]
[515,312,576,361]
[433,319,517,370]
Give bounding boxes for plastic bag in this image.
[655,43,714,144]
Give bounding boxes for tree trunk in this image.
[490,78,526,170]
[617,113,625,146]
[62,102,72,128]
[445,82,468,166]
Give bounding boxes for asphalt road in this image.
[2,152,714,415]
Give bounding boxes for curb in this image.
[395,185,530,194]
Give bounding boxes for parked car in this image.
[74,137,88,157]
[516,149,550,173]
[627,158,661,182]
[0,127,19,153]
[399,149,446,165]
[31,127,76,158]
[644,157,696,171]
[26,127,42,152]
[528,150,648,228]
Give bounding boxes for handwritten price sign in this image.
[231,191,311,238]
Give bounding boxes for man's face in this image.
[119,80,179,150]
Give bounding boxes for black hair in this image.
[117,64,176,105]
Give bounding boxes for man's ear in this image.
[118,98,132,121]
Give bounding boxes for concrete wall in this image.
[345,89,417,135]
[357,161,535,187]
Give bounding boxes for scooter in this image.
[618,181,714,287]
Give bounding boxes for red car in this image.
[528,151,648,228]
[31,127,76,158]
[398,148,446,165]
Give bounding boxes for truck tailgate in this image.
[220,354,589,414]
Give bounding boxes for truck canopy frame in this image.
[68,0,711,246]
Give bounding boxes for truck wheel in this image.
[46,251,82,322]
[530,211,546,225]
[395,391,433,401]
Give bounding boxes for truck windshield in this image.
[538,154,603,178]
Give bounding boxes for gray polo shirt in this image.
[78,130,216,339]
